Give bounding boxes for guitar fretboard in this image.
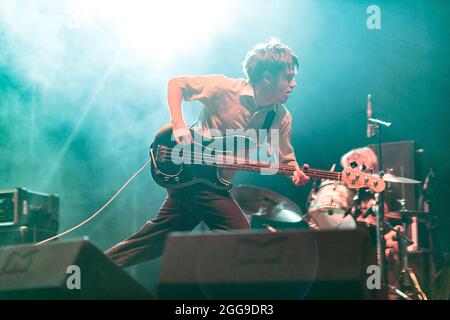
[158,148,341,181]
[214,159,341,181]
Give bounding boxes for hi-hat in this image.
[230,185,302,223]
[383,173,421,184]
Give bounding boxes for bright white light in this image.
[68,0,236,65]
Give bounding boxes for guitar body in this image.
[150,124,254,190]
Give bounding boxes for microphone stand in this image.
[368,116,391,298]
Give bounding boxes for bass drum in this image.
[305,180,356,230]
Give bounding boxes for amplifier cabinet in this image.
[0,188,59,232]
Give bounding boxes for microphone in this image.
[367,94,373,138]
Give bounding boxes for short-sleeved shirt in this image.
[175,74,298,169]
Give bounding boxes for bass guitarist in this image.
[105,39,310,267]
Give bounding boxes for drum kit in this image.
[231,170,430,300]
[231,171,423,231]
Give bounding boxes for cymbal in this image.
[383,173,421,184]
[230,185,302,223]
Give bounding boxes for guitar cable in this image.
[34,159,152,246]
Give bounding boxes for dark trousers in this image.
[105,185,250,267]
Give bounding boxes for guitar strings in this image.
[157,146,336,174]
[157,144,383,186]
[158,146,378,182]
[158,148,342,180]
[158,149,341,178]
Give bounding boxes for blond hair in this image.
[340,147,379,172]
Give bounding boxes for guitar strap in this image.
[253,109,276,158]
[261,109,276,131]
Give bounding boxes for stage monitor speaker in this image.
[0,239,154,299]
[157,229,376,300]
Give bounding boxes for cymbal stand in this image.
[395,212,428,300]
[360,207,415,300]
[382,219,413,300]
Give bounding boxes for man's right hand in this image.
[172,120,193,145]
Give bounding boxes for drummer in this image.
[340,147,379,224]
[307,147,404,261]
[339,147,404,263]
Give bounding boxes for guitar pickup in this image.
[157,145,168,162]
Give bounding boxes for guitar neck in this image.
[154,136,385,192]
[214,158,341,181]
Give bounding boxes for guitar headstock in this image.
[341,167,386,193]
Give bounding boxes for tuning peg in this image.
[360,164,367,171]
[379,170,385,177]
[350,161,358,168]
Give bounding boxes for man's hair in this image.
[340,147,379,172]
[242,38,299,85]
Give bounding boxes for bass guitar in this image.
[149,124,386,192]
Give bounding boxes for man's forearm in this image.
[167,77,184,124]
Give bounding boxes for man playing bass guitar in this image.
[105,39,311,267]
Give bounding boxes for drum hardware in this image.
[301,213,320,230]
[351,188,377,220]
[396,220,428,300]
[383,220,413,246]
[230,185,303,225]
[361,199,427,300]
[357,206,374,220]
[388,285,413,300]
[378,200,427,299]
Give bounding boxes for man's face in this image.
[268,66,297,104]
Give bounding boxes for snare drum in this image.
[306,180,356,230]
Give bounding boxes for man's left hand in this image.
[292,164,310,186]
